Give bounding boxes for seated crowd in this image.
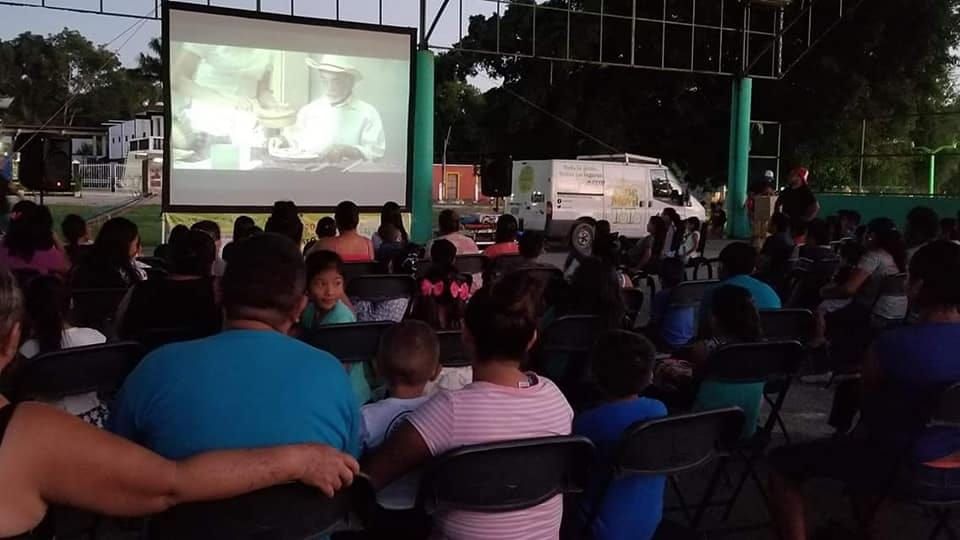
[1,198,960,540]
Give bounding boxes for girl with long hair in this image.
[411,239,471,330]
[0,201,68,276]
[71,217,143,289]
[372,201,409,251]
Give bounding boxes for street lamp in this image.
[912,141,960,196]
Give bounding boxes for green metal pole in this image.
[726,80,740,237]
[728,77,753,239]
[928,154,936,196]
[411,50,435,243]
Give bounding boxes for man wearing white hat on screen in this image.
[282,55,386,164]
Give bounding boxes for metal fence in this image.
[73,163,127,191]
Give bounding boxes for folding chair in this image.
[5,341,145,403]
[301,322,394,366]
[583,408,744,534]
[71,288,130,333]
[694,340,805,526]
[455,254,488,275]
[417,436,594,515]
[347,275,417,322]
[135,326,215,352]
[146,480,372,540]
[623,288,646,328]
[437,330,471,368]
[341,261,383,282]
[688,222,718,280]
[757,309,815,444]
[890,383,960,540]
[512,265,567,306]
[537,315,605,402]
[667,280,718,336]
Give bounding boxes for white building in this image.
[106,110,163,161]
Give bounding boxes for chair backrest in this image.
[7,342,144,402]
[929,382,960,428]
[417,436,595,514]
[540,315,605,353]
[301,322,394,365]
[759,309,815,343]
[437,330,472,367]
[346,275,416,302]
[341,261,382,282]
[136,327,214,352]
[71,288,129,330]
[615,408,744,476]
[667,280,718,308]
[455,254,488,275]
[146,482,363,540]
[697,221,710,253]
[703,340,804,384]
[511,265,565,289]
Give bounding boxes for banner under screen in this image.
[164,3,414,211]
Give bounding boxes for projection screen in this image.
[163,3,415,211]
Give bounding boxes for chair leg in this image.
[764,393,792,445]
[721,457,755,522]
[669,475,694,525]
[930,508,957,540]
[693,458,728,528]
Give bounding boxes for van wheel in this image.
[569,221,595,258]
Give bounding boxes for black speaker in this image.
[480,154,513,198]
[14,134,73,191]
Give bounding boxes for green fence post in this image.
[727,77,753,239]
[411,50,435,244]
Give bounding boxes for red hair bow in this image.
[420,280,444,297]
[449,281,470,301]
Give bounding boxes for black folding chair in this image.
[347,275,416,303]
[455,254,488,275]
[583,408,745,534]
[512,265,567,307]
[537,315,605,402]
[623,288,646,328]
[417,436,594,515]
[146,481,372,540]
[437,330,471,368]
[5,342,145,403]
[668,280,718,336]
[689,222,718,280]
[889,383,960,540]
[301,322,394,366]
[341,261,383,282]
[71,288,129,332]
[135,327,215,352]
[695,340,805,526]
[758,309,815,443]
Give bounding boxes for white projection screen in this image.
[163,3,415,211]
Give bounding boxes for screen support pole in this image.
[726,76,753,239]
[411,49,435,243]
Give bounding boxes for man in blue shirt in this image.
[110,233,360,459]
[574,331,667,540]
[701,242,781,321]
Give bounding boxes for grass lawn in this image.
[46,204,163,250]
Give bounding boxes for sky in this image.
[2,0,503,89]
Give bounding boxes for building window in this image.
[444,172,460,201]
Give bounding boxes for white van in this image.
[507,154,707,253]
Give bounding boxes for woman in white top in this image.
[678,217,702,262]
[20,276,107,425]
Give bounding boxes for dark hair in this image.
[413,239,467,330]
[429,239,457,272]
[171,229,216,277]
[769,213,790,234]
[378,223,401,244]
[232,216,257,242]
[806,218,830,246]
[941,218,958,241]
[838,209,862,227]
[91,217,141,283]
[866,218,907,272]
[839,241,865,267]
[464,273,538,361]
[658,256,686,289]
[315,217,337,238]
[906,206,940,248]
[61,214,88,246]
[380,201,408,244]
[719,242,757,277]
[5,201,55,261]
[494,214,519,244]
[24,275,71,355]
[265,201,304,245]
[191,220,221,242]
[685,216,701,232]
[221,233,306,321]
[591,330,656,398]
[335,201,360,232]
[377,320,440,386]
[519,231,545,259]
[305,250,344,284]
[909,240,960,311]
[565,257,626,328]
[168,224,190,245]
[438,209,461,235]
[709,285,761,341]
[662,208,683,252]
[648,215,668,257]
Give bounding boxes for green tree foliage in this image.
[0,29,155,126]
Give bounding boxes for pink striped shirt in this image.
[408,375,573,540]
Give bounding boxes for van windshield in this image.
[651,169,684,202]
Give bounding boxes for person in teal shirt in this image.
[109,234,361,459]
[301,250,370,405]
[700,242,781,323]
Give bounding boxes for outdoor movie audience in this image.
[311,200,375,262]
[482,214,520,258]
[71,217,144,289]
[60,213,92,266]
[0,200,68,277]
[427,209,479,255]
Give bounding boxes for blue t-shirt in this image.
[109,329,361,460]
[702,274,782,317]
[870,323,960,463]
[653,289,696,349]
[573,398,668,540]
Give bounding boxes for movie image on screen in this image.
[165,5,413,209]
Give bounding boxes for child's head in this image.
[376,320,441,392]
[709,285,761,341]
[305,250,345,311]
[658,256,686,289]
[232,215,257,242]
[519,230,545,260]
[464,273,538,362]
[191,220,222,248]
[718,242,757,278]
[429,239,457,270]
[591,330,656,399]
[61,214,88,246]
[315,217,337,239]
[685,216,701,233]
